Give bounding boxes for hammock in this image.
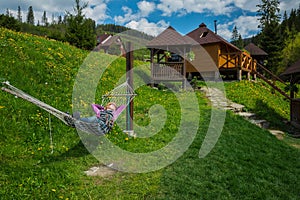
[1,81,135,136]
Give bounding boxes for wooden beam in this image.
[126,42,134,132]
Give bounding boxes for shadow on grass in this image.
[42,140,90,164]
[252,99,289,131]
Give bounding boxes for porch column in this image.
[183,47,187,90]
[253,73,257,81]
[237,69,242,81]
[150,48,155,87]
[247,72,251,80]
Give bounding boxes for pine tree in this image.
[257,0,281,29]
[17,6,22,23]
[27,6,34,25]
[256,0,283,74]
[65,0,96,50]
[57,15,63,24]
[51,14,56,25]
[297,4,300,32]
[237,34,244,49]
[6,9,10,17]
[231,26,239,43]
[41,11,48,26]
[231,26,243,49]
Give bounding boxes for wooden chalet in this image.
[95,34,125,55]
[186,23,256,80]
[146,26,196,89]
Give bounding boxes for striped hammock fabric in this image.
[1,81,135,135]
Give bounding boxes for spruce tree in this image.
[237,34,244,50]
[17,6,22,23]
[256,0,283,74]
[27,6,34,25]
[231,26,244,49]
[42,11,48,26]
[231,26,239,44]
[65,0,96,50]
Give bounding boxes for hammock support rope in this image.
[1,81,136,136]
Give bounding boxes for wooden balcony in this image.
[151,62,184,81]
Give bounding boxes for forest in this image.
[0,0,300,75]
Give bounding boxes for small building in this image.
[244,43,268,65]
[146,26,195,89]
[280,59,300,129]
[186,23,256,80]
[95,34,125,55]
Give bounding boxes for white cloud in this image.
[1,0,110,24]
[114,1,156,24]
[137,1,156,17]
[217,15,259,41]
[114,6,135,24]
[86,1,110,23]
[233,15,260,37]
[157,0,185,16]
[156,0,297,17]
[157,0,239,16]
[125,18,169,36]
[232,0,259,12]
[280,0,299,13]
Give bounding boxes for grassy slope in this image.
[224,80,290,130]
[0,28,299,199]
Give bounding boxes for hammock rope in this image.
[1,81,135,136]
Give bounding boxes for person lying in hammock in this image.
[64,102,119,134]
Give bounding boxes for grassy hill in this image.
[0,28,299,199]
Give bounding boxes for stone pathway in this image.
[200,87,285,139]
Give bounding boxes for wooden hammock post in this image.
[126,42,134,134]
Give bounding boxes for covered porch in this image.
[147,26,196,89]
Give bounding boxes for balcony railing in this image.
[151,62,184,80]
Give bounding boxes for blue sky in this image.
[0,0,298,41]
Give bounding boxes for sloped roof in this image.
[281,59,300,76]
[97,34,122,47]
[244,43,268,56]
[280,59,300,83]
[186,23,241,52]
[147,26,195,48]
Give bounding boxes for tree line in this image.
[1,0,96,50]
[1,0,153,52]
[231,0,300,75]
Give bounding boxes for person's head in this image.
[105,102,117,111]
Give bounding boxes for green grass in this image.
[224,80,290,130]
[0,28,299,199]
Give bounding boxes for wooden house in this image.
[186,23,256,80]
[95,34,125,55]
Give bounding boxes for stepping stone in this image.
[230,103,245,112]
[236,112,256,119]
[84,165,116,177]
[268,129,285,136]
[250,119,270,129]
[268,129,285,140]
